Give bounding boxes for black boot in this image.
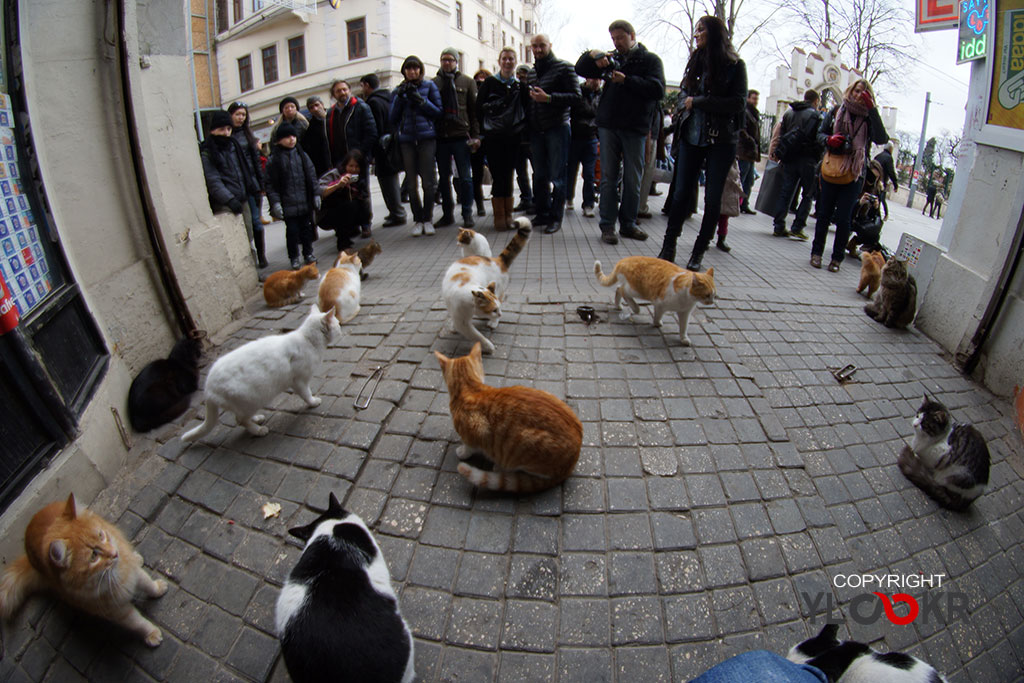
[716,236,731,252]
[686,236,710,271]
[657,239,676,263]
[253,230,268,268]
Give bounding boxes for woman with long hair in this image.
[227,102,268,268]
[476,49,525,230]
[810,78,888,271]
[389,55,442,236]
[657,16,747,271]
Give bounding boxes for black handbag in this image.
[482,89,526,136]
[378,132,403,172]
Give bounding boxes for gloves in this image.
[407,89,425,106]
[826,134,846,150]
[270,203,284,220]
[227,198,243,214]
[860,91,874,109]
[313,196,322,211]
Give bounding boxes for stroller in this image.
[846,159,890,259]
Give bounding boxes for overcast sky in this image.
[544,0,972,139]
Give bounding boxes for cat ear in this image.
[470,342,482,360]
[48,540,70,569]
[704,267,714,277]
[819,624,840,643]
[486,281,496,294]
[62,493,77,520]
[433,350,449,368]
[288,523,314,542]
[327,492,344,516]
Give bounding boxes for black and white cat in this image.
[898,395,990,511]
[275,493,414,683]
[788,624,947,683]
[127,332,204,432]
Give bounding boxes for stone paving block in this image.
[766,498,807,535]
[694,507,737,545]
[602,447,643,477]
[513,515,559,556]
[560,553,608,597]
[465,511,514,554]
[454,552,507,598]
[507,555,558,601]
[446,597,503,650]
[224,626,276,682]
[607,478,649,513]
[608,552,658,596]
[730,502,773,539]
[438,647,496,682]
[400,586,451,641]
[557,648,613,683]
[559,598,611,646]
[500,600,557,653]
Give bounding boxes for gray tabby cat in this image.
[898,395,990,511]
[864,257,917,328]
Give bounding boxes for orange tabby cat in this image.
[318,251,362,323]
[594,256,715,346]
[435,343,582,493]
[263,263,320,307]
[856,250,886,297]
[0,494,168,646]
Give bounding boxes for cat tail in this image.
[497,219,532,271]
[0,556,44,621]
[457,463,555,493]
[593,260,619,287]
[180,398,220,442]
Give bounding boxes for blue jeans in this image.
[565,135,597,209]
[691,651,828,683]
[436,137,474,220]
[530,124,570,222]
[812,175,864,264]
[738,159,755,208]
[598,127,646,234]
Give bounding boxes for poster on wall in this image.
[987,0,1024,130]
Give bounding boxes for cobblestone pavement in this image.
[2,190,1023,683]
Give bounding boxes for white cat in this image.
[317,251,362,323]
[456,227,492,258]
[788,624,948,683]
[181,304,341,441]
[442,219,530,354]
[276,493,414,683]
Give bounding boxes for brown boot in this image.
[504,196,516,230]
[491,197,507,231]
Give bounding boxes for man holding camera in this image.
[575,19,665,245]
[526,34,581,235]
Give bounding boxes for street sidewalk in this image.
[1,181,1021,682]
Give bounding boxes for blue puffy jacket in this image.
[388,80,442,143]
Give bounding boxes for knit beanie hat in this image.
[275,122,298,141]
[210,110,233,131]
[441,47,459,60]
[279,96,300,112]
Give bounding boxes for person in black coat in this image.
[228,102,268,267]
[301,95,333,177]
[326,80,378,238]
[873,142,898,219]
[575,20,665,243]
[266,122,322,269]
[771,89,822,238]
[657,16,748,271]
[361,73,407,227]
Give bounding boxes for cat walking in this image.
[898,395,990,511]
[594,256,716,346]
[442,218,531,354]
[276,493,414,683]
[317,251,362,323]
[127,332,204,432]
[0,494,168,647]
[856,250,886,298]
[263,263,320,308]
[181,305,341,442]
[435,343,582,493]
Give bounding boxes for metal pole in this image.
[906,92,931,207]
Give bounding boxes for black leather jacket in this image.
[574,43,665,134]
[675,58,748,146]
[525,52,581,132]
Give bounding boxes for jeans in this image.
[690,651,828,683]
[812,175,864,264]
[773,160,817,232]
[662,140,737,254]
[284,214,314,259]
[530,124,570,223]
[246,194,264,236]
[377,172,406,220]
[738,159,755,208]
[565,135,597,208]
[436,137,474,220]
[401,139,438,223]
[597,127,646,233]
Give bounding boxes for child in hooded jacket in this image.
[266,122,322,269]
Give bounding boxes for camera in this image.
[600,52,623,81]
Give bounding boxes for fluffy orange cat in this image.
[435,343,582,493]
[263,263,320,307]
[317,251,362,323]
[0,494,168,646]
[856,250,886,297]
[594,256,715,346]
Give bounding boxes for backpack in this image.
[775,111,819,163]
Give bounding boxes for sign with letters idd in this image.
[958,0,990,63]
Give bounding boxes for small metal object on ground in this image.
[576,305,600,325]
[354,365,385,409]
[831,364,858,383]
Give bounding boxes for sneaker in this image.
[290,257,301,270]
[423,222,436,235]
[304,254,316,265]
[827,260,841,272]
[789,230,809,240]
[773,228,789,237]
[619,226,649,241]
[601,232,619,245]
[582,206,595,217]
[412,223,424,237]
[565,200,575,210]
[810,255,822,269]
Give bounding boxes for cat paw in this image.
[680,336,692,347]
[481,342,496,354]
[144,628,163,648]
[456,445,471,460]
[252,414,266,424]
[651,319,662,328]
[152,579,169,598]
[618,311,632,321]
[252,425,269,437]
[307,397,322,408]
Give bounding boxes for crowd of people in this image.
[200,15,898,275]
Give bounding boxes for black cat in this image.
[127,333,203,432]
[898,395,990,511]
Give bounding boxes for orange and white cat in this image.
[442,218,531,354]
[0,494,168,646]
[594,256,716,346]
[435,343,582,493]
[856,250,886,298]
[264,263,320,307]
[456,228,491,258]
[317,251,362,323]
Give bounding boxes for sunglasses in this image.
[231,102,248,110]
